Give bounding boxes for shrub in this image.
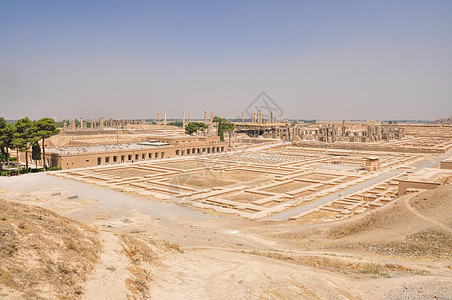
[48,166,62,171]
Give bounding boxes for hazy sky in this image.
[1,0,451,121]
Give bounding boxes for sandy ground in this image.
[1,173,451,299]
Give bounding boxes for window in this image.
[149,153,152,159]
[97,157,102,165]
[128,155,132,161]
[113,156,118,163]
[135,154,139,160]
[142,153,145,160]
[121,155,125,163]
[105,157,110,164]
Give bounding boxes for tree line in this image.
[184,117,235,146]
[0,117,59,173]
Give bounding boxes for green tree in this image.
[213,116,224,141]
[167,121,183,127]
[36,118,60,170]
[32,143,41,169]
[213,117,235,144]
[13,117,38,172]
[0,118,15,170]
[185,122,208,135]
[222,120,235,146]
[1,123,15,171]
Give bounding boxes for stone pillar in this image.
[242,111,244,123]
[157,112,160,123]
[270,111,273,124]
[99,117,104,129]
[209,112,214,134]
[182,111,185,128]
[80,117,84,129]
[164,111,167,126]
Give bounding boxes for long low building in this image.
[20,136,226,170]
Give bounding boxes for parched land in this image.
[1,137,451,299]
[0,169,451,299]
[0,199,101,299]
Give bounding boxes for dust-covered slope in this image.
[328,185,452,259]
[0,199,101,299]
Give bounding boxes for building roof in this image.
[46,143,170,155]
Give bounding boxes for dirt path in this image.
[83,231,129,300]
[149,248,364,300]
[403,194,452,234]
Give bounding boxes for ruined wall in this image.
[398,180,442,195]
[440,161,452,170]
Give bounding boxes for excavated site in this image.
[1,123,452,299]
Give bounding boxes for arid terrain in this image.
[1,161,451,299]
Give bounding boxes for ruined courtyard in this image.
[52,144,426,222]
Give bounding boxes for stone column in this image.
[99,117,104,129]
[204,111,207,124]
[209,111,214,134]
[157,112,160,123]
[80,117,84,129]
[242,111,244,123]
[182,111,185,128]
[164,111,167,126]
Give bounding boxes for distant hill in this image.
[432,116,452,124]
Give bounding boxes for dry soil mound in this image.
[328,185,452,259]
[0,199,101,299]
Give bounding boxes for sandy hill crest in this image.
[0,199,101,299]
[328,185,452,259]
